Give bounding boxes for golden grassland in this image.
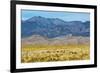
[21,44,90,63]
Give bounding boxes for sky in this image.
[21,10,90,22]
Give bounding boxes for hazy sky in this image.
[21,10,90,22]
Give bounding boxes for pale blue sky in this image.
[21,10,90,22]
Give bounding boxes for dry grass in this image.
[21,44,90,63]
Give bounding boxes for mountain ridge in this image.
[21,16,90,38]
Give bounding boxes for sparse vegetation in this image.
[21,44,90,63]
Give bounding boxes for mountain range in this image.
[21,16,90,38]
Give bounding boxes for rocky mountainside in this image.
[21,16,90,38]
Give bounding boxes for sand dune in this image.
[22,35,90,46]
